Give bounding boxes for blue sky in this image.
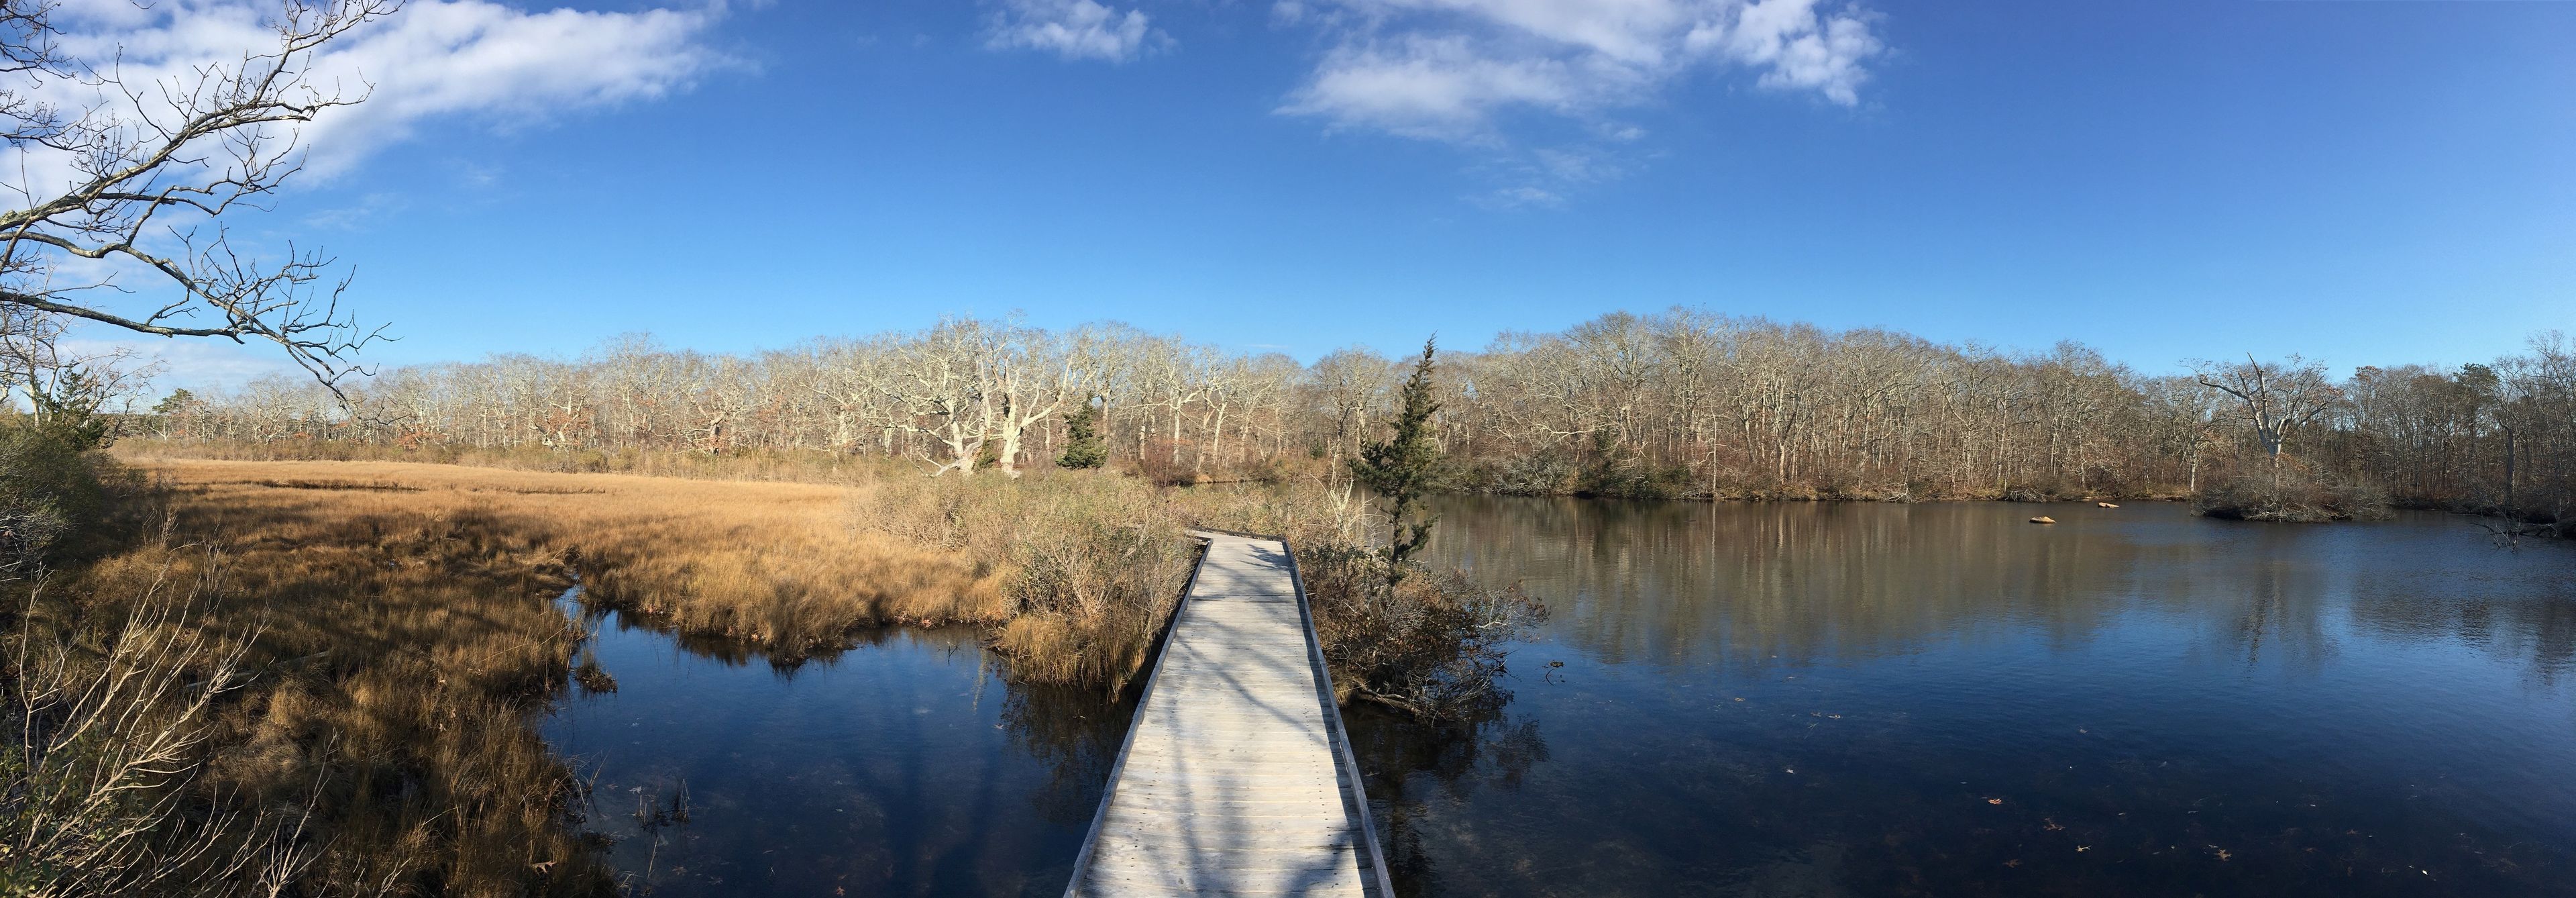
[69,0,2576,388]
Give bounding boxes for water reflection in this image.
[542,499,2576,897]
[546,599,1132,897]
[1384,497,2576,897]
[1346,703,1551,895]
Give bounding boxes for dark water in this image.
[545,499,2576,897]
[543,609,1132,896]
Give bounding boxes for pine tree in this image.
[1349,337,1443,594]
[1059,398,1109,469]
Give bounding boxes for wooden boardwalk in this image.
[1065,532,1394,897]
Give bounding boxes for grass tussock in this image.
[857,470,1198,690]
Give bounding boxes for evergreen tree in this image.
[25,366,113,450]
[1350,337,1443,594]
[1059,398,1109,469]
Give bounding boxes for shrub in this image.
[1470,450,1575,495]
[854,468,1548,719]
[2194,464,2391,522]
[1301,546,1546,719]
[0,581,312,896]
[0,422,113,578]
[855,469,1195,691]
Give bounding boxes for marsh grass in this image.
[16,487,614,895]
[0,442,1547,898]
[6,456,1014,896]
[129,440,885,486]
[134,458,1006,656]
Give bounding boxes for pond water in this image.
[545,499,2576,897]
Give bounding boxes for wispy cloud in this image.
[1471,184,1566,210]
[986,0,1166,63]
[1274,0,1882,202]
[1279,0,1883,142]
[305,191,412,231]
[25,0,730,187]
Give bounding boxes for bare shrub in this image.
[855,468,1547,717]
[1302,552,1546,719]
[2194,462,2391,523]
[1,570,315,897]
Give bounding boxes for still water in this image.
[545,499,2576,896]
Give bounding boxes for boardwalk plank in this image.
[1065,533,1391,898]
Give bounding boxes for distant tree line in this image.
[126,310,2576,530]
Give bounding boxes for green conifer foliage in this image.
[1059,399,1109,469]
[1348,338,1443,593]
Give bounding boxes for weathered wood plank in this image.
[1064,532,1392,898]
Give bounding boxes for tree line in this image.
[123,310,2576,529]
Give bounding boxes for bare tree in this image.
[1307,347,1391,458]
[2,305,159,440]
[127,309,2576,534]
[2194,354,2341,483]
[0,1,396,391]
[989,321,1105,477]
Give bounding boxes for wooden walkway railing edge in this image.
[1277,534,1399,898]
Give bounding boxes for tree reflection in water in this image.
[1389,497,2576,897]
[1343,695,1550,895]
[543,501,2576,897]
[999,679,1135,830]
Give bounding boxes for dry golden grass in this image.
[126,439,876,486]
[10,456,1013,896]
[44,477,609,895]
[9,456,1008,895]
[5,449,1526,895]
[130,457,1008,653]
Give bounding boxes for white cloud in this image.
[19,0,727,188]
[987,0,1164,63]
[1280,0,1883,142]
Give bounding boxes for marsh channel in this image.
[543,498,2576,897]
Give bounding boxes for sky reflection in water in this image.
[547,499,2576,897]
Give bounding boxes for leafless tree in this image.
[0,0,397,392]
[130,309,2576,534]
[2194,354,2341,483]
